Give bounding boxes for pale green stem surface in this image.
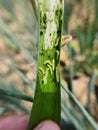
[27,0,63,129]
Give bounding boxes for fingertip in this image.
[34,120,60,130]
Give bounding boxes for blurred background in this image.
[0,0,98,130]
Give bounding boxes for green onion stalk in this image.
[27,0,63,129]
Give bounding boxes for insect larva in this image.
[56,66,59,82]
[39,67,45,75]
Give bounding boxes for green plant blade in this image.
[0,88,33,102]
[61,80,98,130]
[27,0,63,129]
